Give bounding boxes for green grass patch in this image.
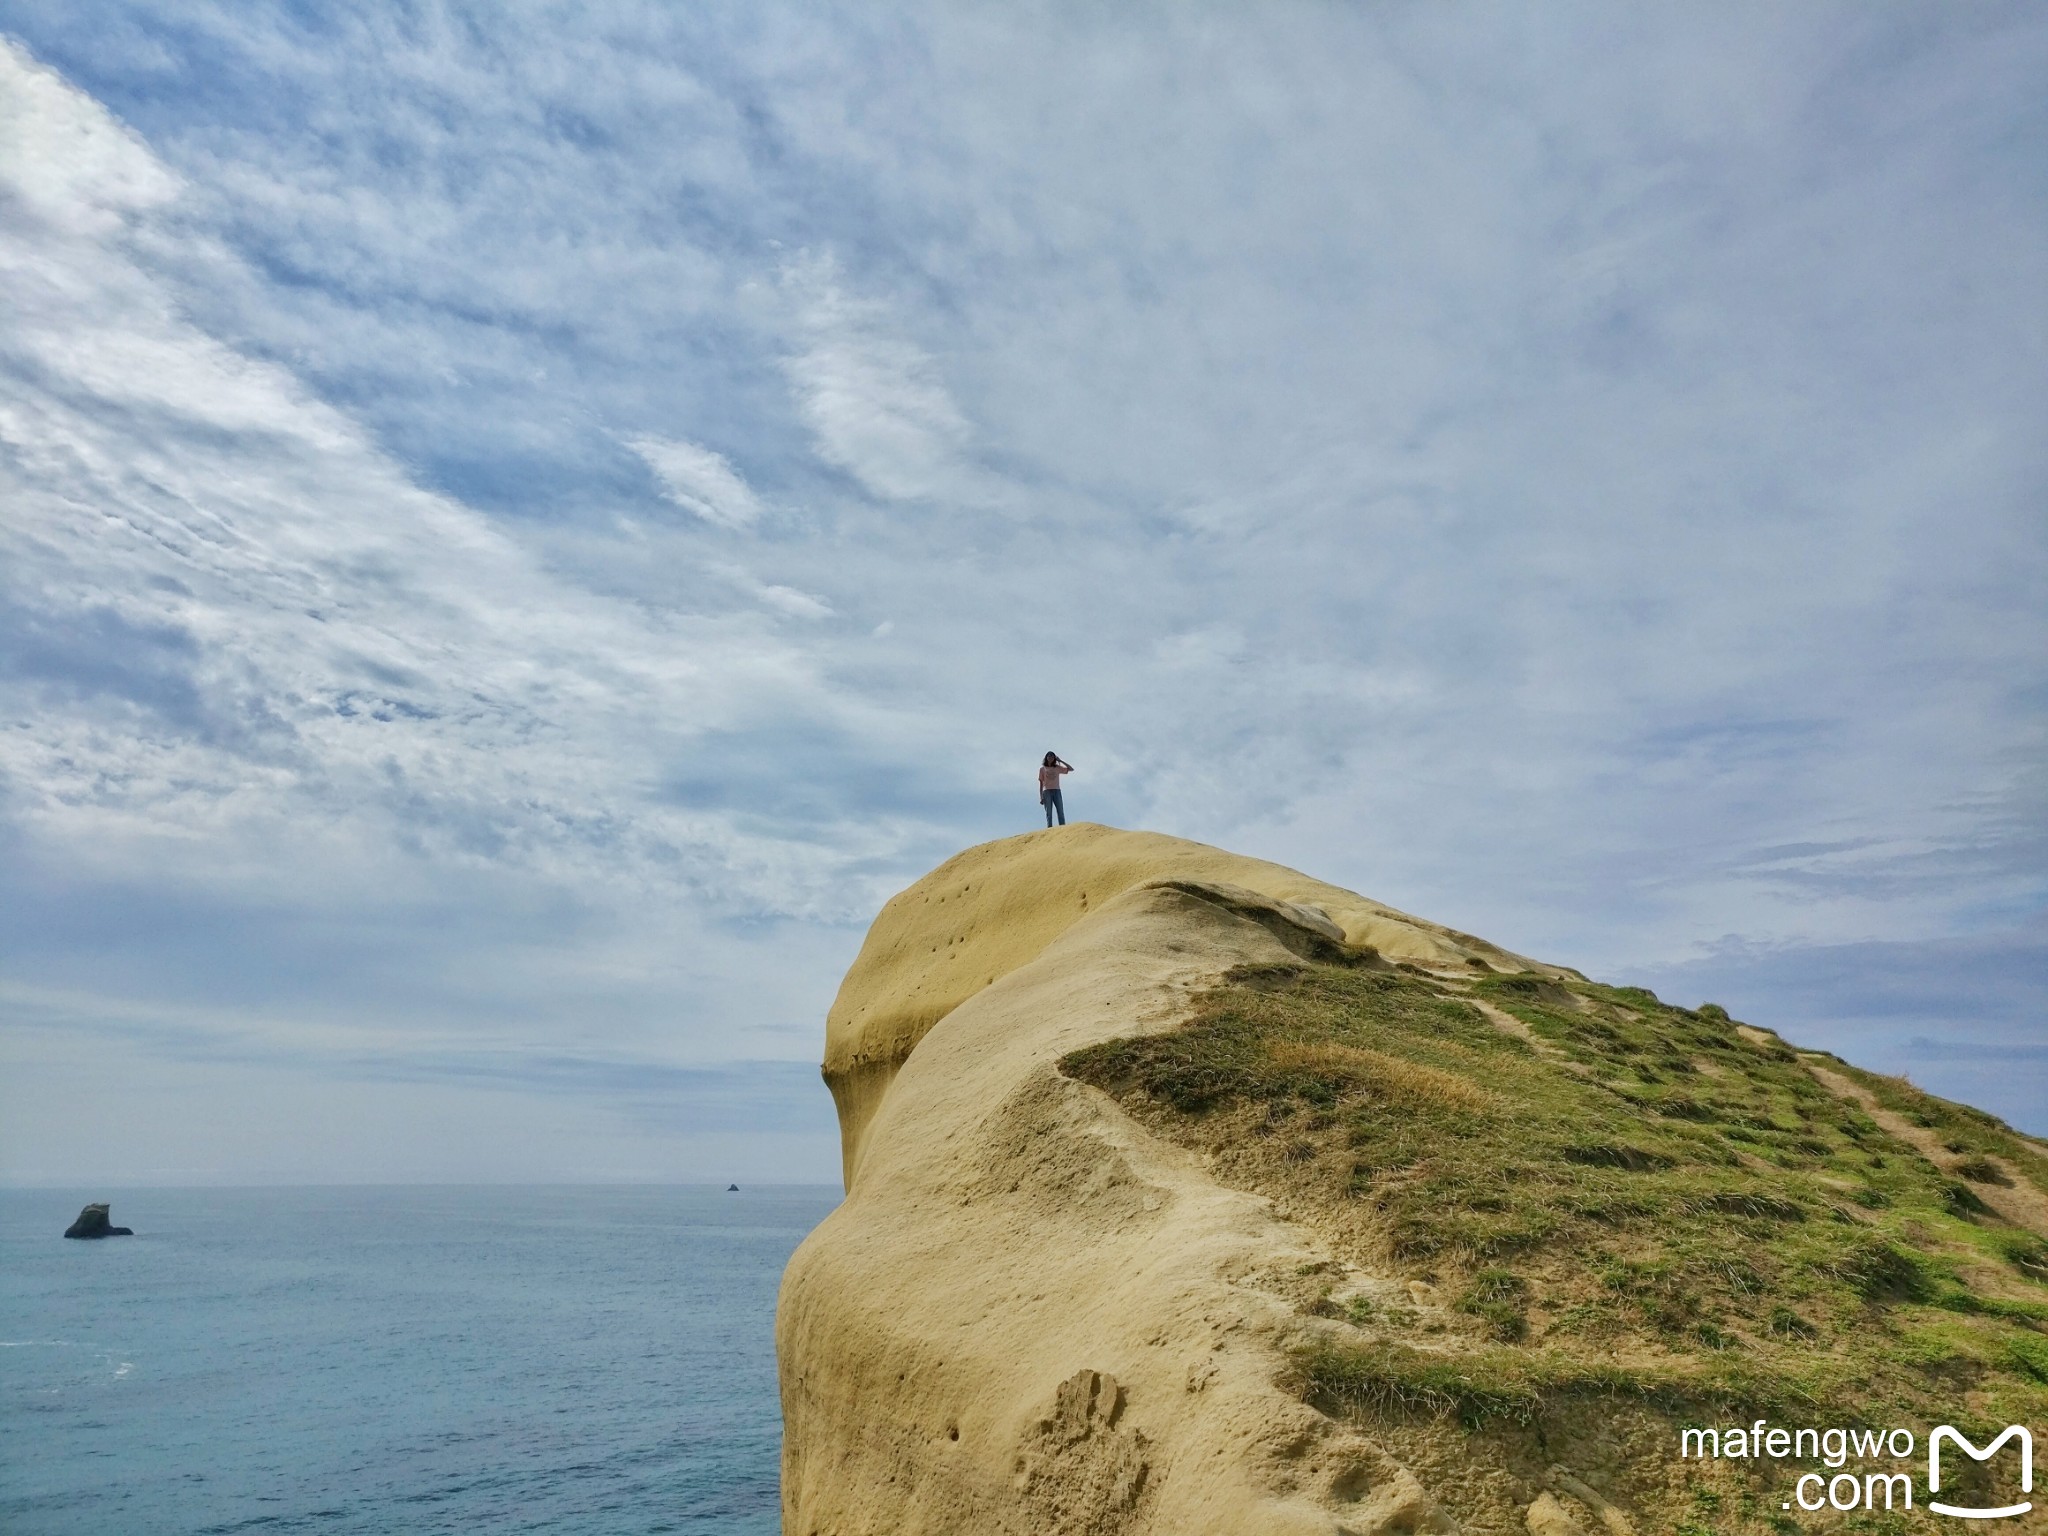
[1287,1334,1858,1429]
[1834,1062,2048,1190]
[1061,958,2048,1434]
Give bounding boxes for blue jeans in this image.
[1041,786,1065,826]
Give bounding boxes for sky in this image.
[1,3,2042,1186]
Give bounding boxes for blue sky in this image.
[1,3,2043,1184]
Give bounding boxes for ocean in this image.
[0,1185,839,1535]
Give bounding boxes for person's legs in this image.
[1042,789,1055,827]
[1052,786,1066,825]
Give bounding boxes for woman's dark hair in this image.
[1043,751,1059,766]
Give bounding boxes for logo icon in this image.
[1929,1424,2032,1520]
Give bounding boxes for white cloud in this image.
[1,5,2043,1172]
[0,39,915,939]
[758,583,834,620]
[626,434,765,529]
[0,38,178,235]
[781,254,976,503]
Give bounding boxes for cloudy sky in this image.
[2,3,2042,1186]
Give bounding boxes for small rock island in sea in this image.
[778,824,2048,1535]
[63,1203,133,1239]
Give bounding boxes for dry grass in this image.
[1266,1040,1497,1115]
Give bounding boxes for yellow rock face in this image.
[784,826,2048,1534]
[822,823,1563,1188]
[781,828,1567,1535]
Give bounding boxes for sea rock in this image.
[63,1202,133,1239]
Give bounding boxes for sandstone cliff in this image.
[779,825,2048,1535]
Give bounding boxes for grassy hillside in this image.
[1063,953,2048,1533]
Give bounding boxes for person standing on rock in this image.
[1038,751,1073,827]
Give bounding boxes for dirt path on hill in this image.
[1805,1061,2048,1238]
[1457,995,1579,1065]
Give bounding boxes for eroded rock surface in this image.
[779,829,1492,1535]
[817,823,1567,1189]
[779,826,2048,1534]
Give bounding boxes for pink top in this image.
[1038,762,1069,792]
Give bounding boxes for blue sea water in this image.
[0,1185,838,1535]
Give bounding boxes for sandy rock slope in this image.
[780,826,1555,1534]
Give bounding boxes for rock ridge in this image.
[779,827,2048,1535]
[819,823,1567,1190]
